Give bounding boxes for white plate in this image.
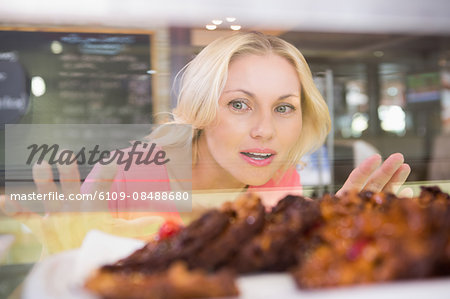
[23,230,145,299]
[23,231,450,299]
[238,274,450,299]
[23,249,96,299]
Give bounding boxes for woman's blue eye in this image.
[229,100,248,110]
[275,104,295,114]
[232,101,243,109]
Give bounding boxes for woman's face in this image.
[203,53,303,186]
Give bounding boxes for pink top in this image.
[81,147,302,222]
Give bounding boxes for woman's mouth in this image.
[239,150,276,167]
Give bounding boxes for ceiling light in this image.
[212,19,223,25]
[387,86,398,97]
[230,25,241,31]
[31,76,46,97]
[51,41,63,54]
[226,17,236,22]
[206,24,217,30]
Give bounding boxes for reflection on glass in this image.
[31,76,46,97]
[351,112,369,137]
[378,105,406,135]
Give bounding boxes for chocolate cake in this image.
[85,187,450,299]
[293,186,450,288]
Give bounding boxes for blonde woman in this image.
[5,32,410,251]
[83,32,410,203]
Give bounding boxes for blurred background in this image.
[1,0,450,290]
[2,0,450,189]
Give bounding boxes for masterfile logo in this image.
[4,124,192,213]
[26,141,170,171]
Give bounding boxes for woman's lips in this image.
[239,149,276,167]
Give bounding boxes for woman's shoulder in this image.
[81,142,171,194]
[248,167,302,207]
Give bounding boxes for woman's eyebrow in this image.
[223,89,299,100]
[223,89,254,97]
[278,94,300,100]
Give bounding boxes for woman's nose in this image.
[250,110,275,140]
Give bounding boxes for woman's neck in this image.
[192,133,246,191]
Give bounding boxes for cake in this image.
[85,187,450,299]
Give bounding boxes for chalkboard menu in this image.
[0,29,154,125]
[0,28,154,183]
[0,52,30,125]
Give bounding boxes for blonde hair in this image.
[158,32,330,167]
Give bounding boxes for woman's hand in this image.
[1,160,164,255]
[336,153,412,198]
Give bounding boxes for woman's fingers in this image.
[32,160,63,212]
[57,162,81,197]
[363,153,405,193]
[383,163,411,194]
[335,154,381,198]
[32,160,57,194]
[56,159,83,212]
[336,153,412,197]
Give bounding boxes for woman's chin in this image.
[239,176,273,187]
